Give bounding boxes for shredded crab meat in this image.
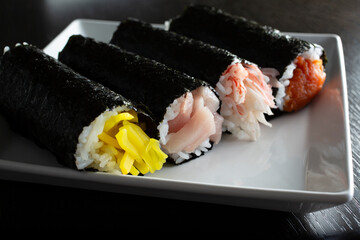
[216,61,275,141]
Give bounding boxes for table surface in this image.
[1,0,359,237]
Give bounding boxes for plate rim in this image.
[2,18,354,212]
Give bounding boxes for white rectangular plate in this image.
[0,19,353,212]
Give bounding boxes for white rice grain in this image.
[74,106,129,170]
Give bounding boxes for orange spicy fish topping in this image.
[283,56,326,112]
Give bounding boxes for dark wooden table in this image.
[1,0,359,237]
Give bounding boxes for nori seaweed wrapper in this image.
[110,18,239,88]
[109,19,279,120]
[59,35,218,163]
[0,43,146,169]
[169,5,327,76]
[58,35,213,126]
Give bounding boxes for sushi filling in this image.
[158,86,223,164]
[216,59,275,141]
[266,44,326,112]
[75,107,167,175]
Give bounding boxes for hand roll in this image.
[0,43,167,175]
[59,35,223,164]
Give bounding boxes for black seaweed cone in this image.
[59,35,213,126]
[58,35,218,163]
[0,44,148,169]
[109,19,279,120]
[110,18,237,88]
[169,5,327,75]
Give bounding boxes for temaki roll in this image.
[110,19,275,141]
[58,35,223,164]
[168,5,327,113]
[0,43,167,175]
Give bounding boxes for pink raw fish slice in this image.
[168,92,194,133]
[209,112,224,144]
[192,86,220,113]
[165,107,216,153]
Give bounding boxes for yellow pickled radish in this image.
[123,120,150,142]
[127,109,139,123]
[129,166,140,176]
[121,121,150,155]
[115,128,142,161]
[148,138,168,160]
[97,111,167,175]
[141,151,155,173]
[133,160,150,175]
[100,144,119,156]
[98,132,121,149]
[122,121,165,173]
[116,150,125,165]
[103,112,135,133]
[119,152,135,175]
[145,139,167,171]
[122,125,146,150]
[149,153,164,171]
